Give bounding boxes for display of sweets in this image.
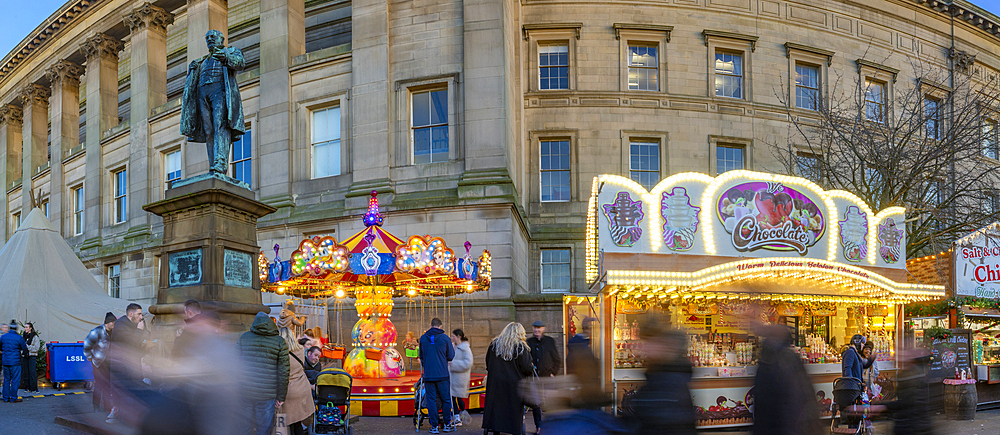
[614,342,646,368]
[872,331,894,361]
[735,342,754,365]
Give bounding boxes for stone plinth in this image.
[144,177,276,332]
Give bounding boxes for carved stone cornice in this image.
[949,47,977,74]
[45,60,84,88]
[0,105,23,126]
[19,83,51,108]
[124,3,175,34]
[81,33,124,63]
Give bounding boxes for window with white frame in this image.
[539,44,569,90]
[924,97,941,139]
[864,80,886,123]
[985,189,1000,218]
[540,140,571,202]
[73,186,84,236]
[411,90,448,164]
[113,169,127,224]
[795,63,820,110]
[42,200,49,219]
[629,141,660,190]
[312,107,342,177]
[541,248,571,292]
[165,150,181,186]
[108,264,120,298]
[716,144,745,174]
[714,50,743,99]
[628,44,658,91]
[796,152,821,182]
[983,119,998,159]
[11,211,20,233]
[231,130,252,186]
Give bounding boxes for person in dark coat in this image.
[526,320,561,434]
[565,317,608,409]
[543,408,631,435]
[1,322,27,403]
[752,325,823,435]
[628,319,696,435]
[20,322,40,392]
[419,317,456,433]
[483,321,534,435]
[305,346,323,385]
[237,312,290,435]
[841,334,875,381]
[108,303,148,425]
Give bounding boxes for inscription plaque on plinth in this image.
[224,250,253,288]
[169,249,203,287]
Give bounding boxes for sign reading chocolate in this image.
[718,181,825,254]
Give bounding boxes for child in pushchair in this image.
[315,368,354,435]
[830,377,873,435]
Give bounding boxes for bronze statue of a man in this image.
[180,30,246,175]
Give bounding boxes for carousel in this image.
[259,192,491,416]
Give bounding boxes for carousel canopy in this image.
[0,208,125,342]
[261,192,491,298]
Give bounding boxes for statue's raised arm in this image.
[179,30,247,182]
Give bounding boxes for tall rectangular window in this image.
[73,186,84,236]
[864,80,886,123]
[924,97,941,139]
[795,64,820,110]
[108,264,120,298]
[11,212,20,233]
[165,150,182,186]
[628,44,658,91]
[983,119,998,159]
[629,142,660,190]
[985,190,1000,218]
[797,153,821,182]
[412,90,448,164]
[714,51,743,99]
[113,169,127,224]
[312,108,342,177]
[42,200,49,219]
[231,130,252,186]
[540,140,571,202]
[539,44,569,90]
[541,248,571,292]
[716,144,745,174]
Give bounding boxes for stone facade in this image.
[1,0,1000,346]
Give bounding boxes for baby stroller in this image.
[830,377,874,435]
[412,377,430,431]
[315,368,354,435]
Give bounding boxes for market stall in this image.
[955,222,1000,406]
[581,170,945,429]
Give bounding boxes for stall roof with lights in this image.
[586,171,946,302]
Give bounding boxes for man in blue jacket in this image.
[1,322,28,402]
[419,318,455,434]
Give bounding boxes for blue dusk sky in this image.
[3,0,1000,63]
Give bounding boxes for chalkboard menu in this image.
[929,329,972,380]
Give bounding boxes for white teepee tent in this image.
[0,207,125,342]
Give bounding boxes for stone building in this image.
[1,0,1000,349]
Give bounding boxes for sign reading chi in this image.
[590,170,906,269]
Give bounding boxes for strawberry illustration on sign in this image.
[602,192,645,247]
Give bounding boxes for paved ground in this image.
[9,388,1000,435]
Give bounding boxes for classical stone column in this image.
[347,0,392,205]
[457,0,517,200]
[19,84,50,214]
[80,32,124,248]
[46,60,84,236]
[186,0,228,61]
[124,2,174,239]
[256,0,304,213]
[0,105,24,241]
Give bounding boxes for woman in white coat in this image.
[449,329,474,426]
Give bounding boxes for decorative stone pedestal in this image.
[144,177,276,332]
